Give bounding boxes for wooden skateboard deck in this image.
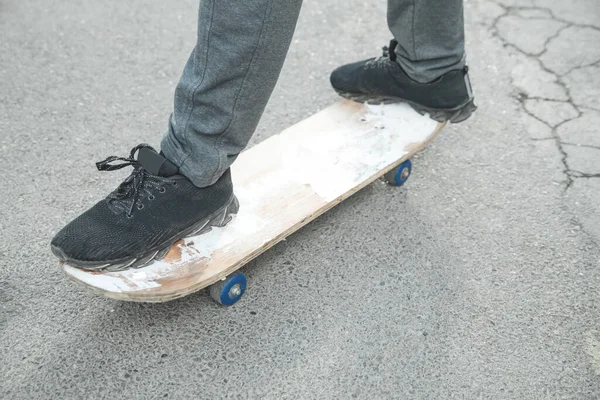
[62,100,445,303]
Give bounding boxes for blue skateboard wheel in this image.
[209,273,247,306]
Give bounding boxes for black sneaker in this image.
[330,39,477,123]
[50,144,238,272]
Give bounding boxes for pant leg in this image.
[161,0,303,187]
[387,0,465,83]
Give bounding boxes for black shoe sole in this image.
[52,195,240,272]
[336,90,477,124]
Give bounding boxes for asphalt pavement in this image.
[1,0,599,398]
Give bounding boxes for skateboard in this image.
[61,100,445,304]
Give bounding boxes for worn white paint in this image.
[64,264,161,291]
[62,100,444,301]
[284,103,437,201]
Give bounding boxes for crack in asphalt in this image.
[490,2,600,189]
[562,143,600,151]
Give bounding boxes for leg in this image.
[161,0,303,187]
[388,0,465,83]
[52,0,304,270]
[329,0,474,123]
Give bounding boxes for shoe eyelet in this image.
[172,181,178,187]
[126,213,134,219]
[159,187,166,193]
[137,204,144,210]
[148,194,155,200]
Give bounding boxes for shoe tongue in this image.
[137,147,178,177]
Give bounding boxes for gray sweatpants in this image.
[161,0,465,187]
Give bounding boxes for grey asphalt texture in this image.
[1,0,600,398]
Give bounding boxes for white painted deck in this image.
[63,100,444,302]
